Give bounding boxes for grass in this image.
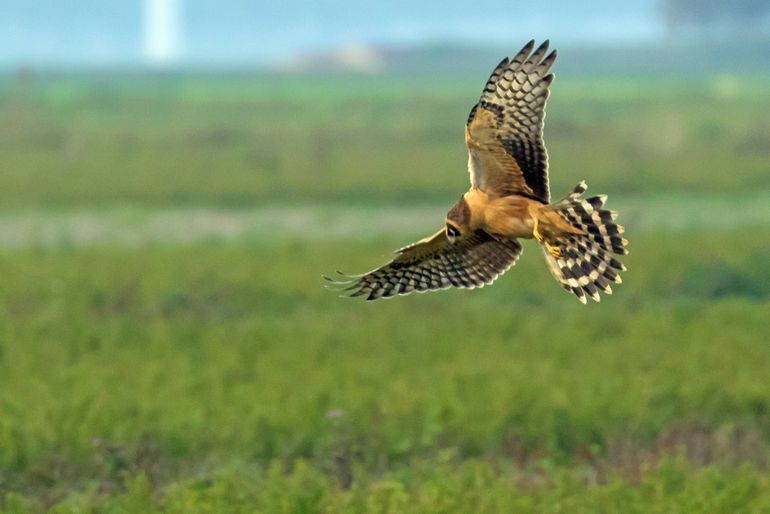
[0,72,768,511]
[0,229,768,512]
[1,73,769,208]
[6,458,769,513]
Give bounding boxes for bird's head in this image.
[445,196,471,244]
[445,222,461,244]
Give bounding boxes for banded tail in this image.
[538,181,628,303]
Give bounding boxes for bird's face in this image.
[445,222,461,244]
[445,195,471,244]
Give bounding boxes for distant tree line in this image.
[662,0,770,38]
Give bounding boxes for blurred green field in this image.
[0,73,769,512]
[2,73,770,207]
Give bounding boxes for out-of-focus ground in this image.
[0,194,767,248]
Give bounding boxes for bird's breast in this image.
[466,192,537,238]
[462,188,491,228]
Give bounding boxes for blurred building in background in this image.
[143,0,183,65]
[662,0,770,39]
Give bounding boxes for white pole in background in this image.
[143,0,182,65]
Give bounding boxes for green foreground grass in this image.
[0,229,768,512]
[5,459,770,513]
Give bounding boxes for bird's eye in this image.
[446,225,460,240]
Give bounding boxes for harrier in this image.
[326,40,628,303]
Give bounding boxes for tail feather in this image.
[539,182,628,303]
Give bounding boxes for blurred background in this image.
[1,0,769,511]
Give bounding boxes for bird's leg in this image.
[532,217,561,258]
[532,216,543,242]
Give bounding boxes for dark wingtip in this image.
[535,40,550,53]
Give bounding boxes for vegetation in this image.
[0,73,768,512]
[1,73,769,208]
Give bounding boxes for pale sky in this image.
[0,0,666,67]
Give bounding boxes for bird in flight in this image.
[326,40,627,303]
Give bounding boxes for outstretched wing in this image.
[465,40,556,203]
[326,229,523,300]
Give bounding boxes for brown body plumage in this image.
[448,190,579,240]
[326,40,628,303]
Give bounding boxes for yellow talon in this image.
[533,218,560,257]
[546,242,561,258]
